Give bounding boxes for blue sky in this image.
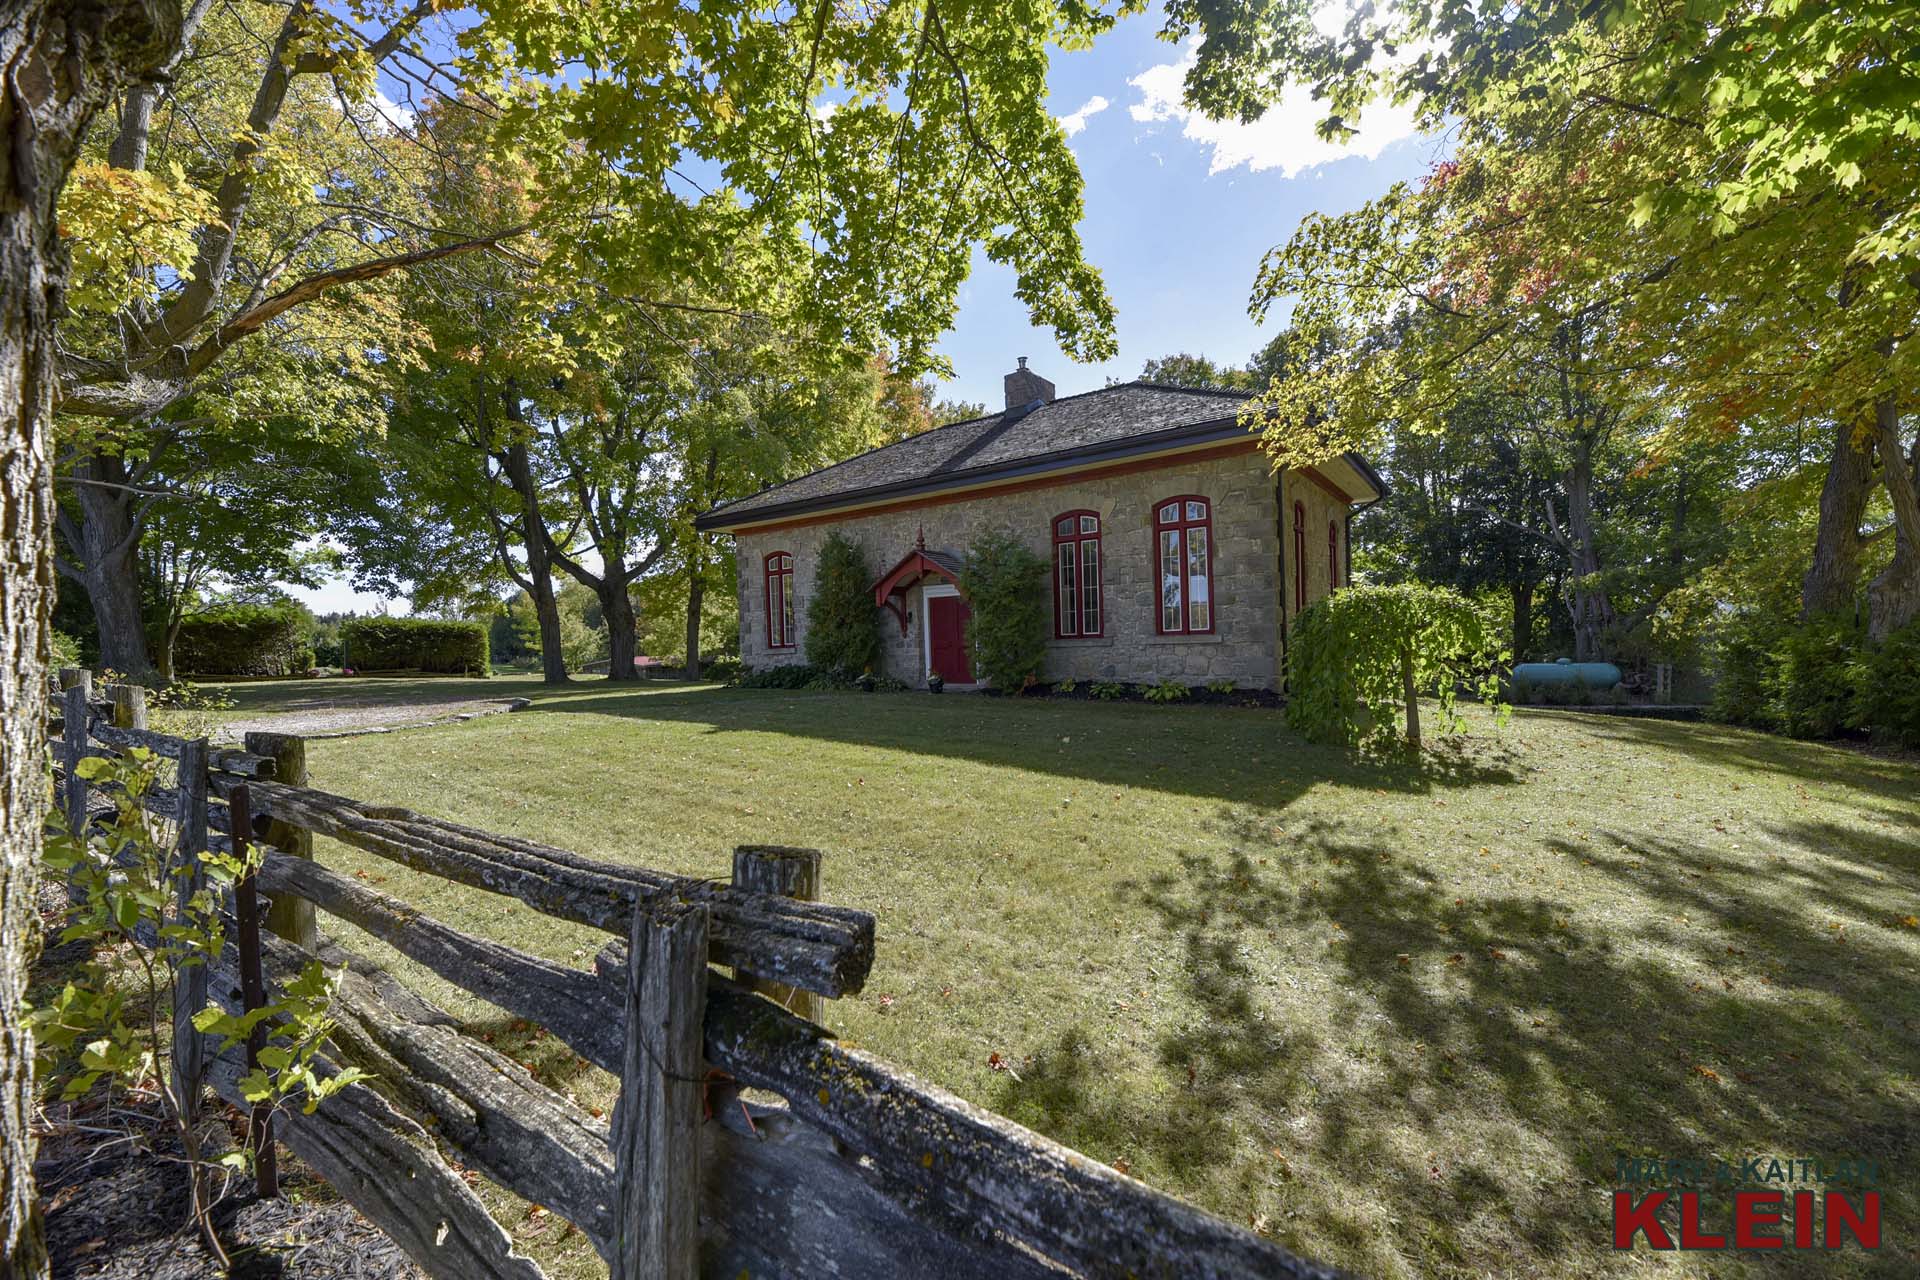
[294,11,1440,614]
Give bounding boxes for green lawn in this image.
[228,676,1920,1278]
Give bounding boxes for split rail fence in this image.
[50,670,1342,1280]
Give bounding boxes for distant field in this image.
[239,678,1919,1278]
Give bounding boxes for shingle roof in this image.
[696,381,1260,530]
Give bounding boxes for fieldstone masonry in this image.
[733,447,1348,690]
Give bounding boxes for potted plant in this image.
[927,672,944,694]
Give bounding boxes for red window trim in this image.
[1051,510,1104,638]
[1154,495,1215,635]
[1328,519,1340,591]
[1293,501,1308,612]
[764,551,795,649]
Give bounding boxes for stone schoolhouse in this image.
[694,360,1385,690]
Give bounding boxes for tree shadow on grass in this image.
[527,685,1526,810]
[992,809,1920,1278]
[1523,709,1920,805]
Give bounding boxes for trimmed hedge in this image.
[173,603,314,677]
[341,617,490,676]
[1709,611,1920,745]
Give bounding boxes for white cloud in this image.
[1127,40,1418,178]
[1057,95,1110,138]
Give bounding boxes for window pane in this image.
[1080,515,1098,534]
[1057,517,1073,537]
[781,574,794,644]
[1159,502,1179,524]
[1081,541,1100,634]
[1058,544,1077,636]
[1161,530,1183,631]
[1187,528,1210,631]
[1186,500,1206,521]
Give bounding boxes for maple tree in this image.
[1218,0,1920,638]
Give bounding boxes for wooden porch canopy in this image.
[872,532,963,635]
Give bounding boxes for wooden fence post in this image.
[171,737,211,1121]
[60,673,92,837]
[106,682,146,729]
[611,898,707,1280]
[245,730,317,949]
[229,783,278,1197]
[731,845,824,1024]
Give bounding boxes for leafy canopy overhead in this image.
[1212,0,1920,471]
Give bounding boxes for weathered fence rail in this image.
[49,683,1344,1280]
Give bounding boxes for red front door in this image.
[927,594,973,684]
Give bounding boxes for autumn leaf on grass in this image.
[1690,1064,1721,1082]
[1112,1157,1131,1175]
[987,1051,1021,1082]
[1894,915,1919,930]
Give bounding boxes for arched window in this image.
[1293,501,1307,612]
[1328,519,1341,591]
[1155,496,1214,634]
[1052,511,1103,637]
[764,551,795,649]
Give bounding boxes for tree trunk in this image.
[1561,435,1617,662]
[1510,580,1533,663]
[1868,395,1920,640]
[3,4,185,1275]
[1802,413,1876,619]
[683,448,719,681]
[158,609,181,682]
[66,457,153,679]
[1400,643,1421,748]
[602,568,639,681]
[499,439,568,684]
[684,547,706,681]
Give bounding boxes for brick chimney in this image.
[1003,356,1055,414]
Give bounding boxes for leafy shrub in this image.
[172,602,314,677]
[1054,677,1078,694]
[804,532,880,676]
[341,616,489,676]
[1090,681,1127,701]
[703,657,744,684]
[1206,678,1236,695]
[147,680,237,741]
[1856,619,1920,747]
[1708,611,1783,731]
[738,663,826,689]
[958,529,1048,691]
[1770,613,1863,738]
[51,629,82,672]
[1287,583,1507,751]
[1144,679,1189,703]
[1709,612,1877,740]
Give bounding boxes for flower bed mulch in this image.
[32,880,423,1280]
[37,1105,428,1280]
[38,1101,425,1280]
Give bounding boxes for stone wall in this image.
[731,448,1341,690]
[1276,469,1351,679]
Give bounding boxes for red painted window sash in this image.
[1292,501,1307,613]
[1052,512,1103,639]
[765,553,795,649]
[1328,519,1340,591]
[1155,497,1214,635]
